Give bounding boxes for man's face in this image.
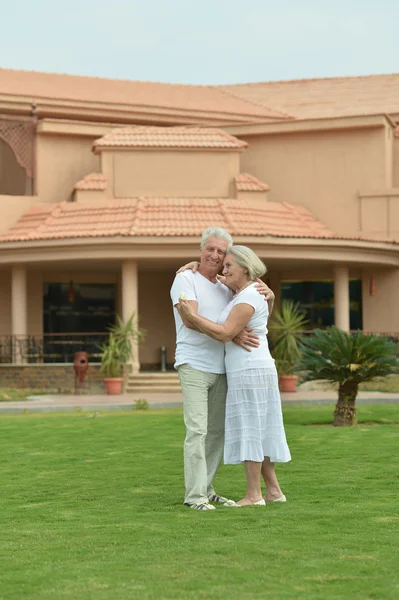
[199,236,229,271]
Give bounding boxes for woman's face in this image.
[222,254,248,290]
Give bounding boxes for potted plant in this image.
[269,300,309,392]
[297,327,399,426]
[99,313,145,395]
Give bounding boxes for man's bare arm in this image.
[254,279,275,315]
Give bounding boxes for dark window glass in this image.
[43,283,116,334]
[281,280,362,330]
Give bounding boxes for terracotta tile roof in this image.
[235,173,269,192]
[3,67,399,124]
[1,199,395,244]
[0,67,288,122]
[93,127,247,151]
[220,74,399,120]
[74,173,107,191]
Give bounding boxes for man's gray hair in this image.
[228,245,267,280]
[200,227,233,250]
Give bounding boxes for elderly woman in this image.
[179,245,291,506]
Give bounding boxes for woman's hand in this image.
[176,261,200,274]
[178,297,195,320]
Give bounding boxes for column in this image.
[121,259,140,374]
[334,265,350,331]
[11,265,28,363]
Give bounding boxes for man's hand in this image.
[254,279,275,301]
[232,327,260,352]
[254,279,275,315]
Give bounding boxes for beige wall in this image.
[0,195,37,235]
[36,134,100,203]
[362,268,399,332]
[138,270,176,366]
[236,190,268,203]
[240,127,388,235]
[359,192,399,239]
[393,138,399,188]
[113,150,240,198]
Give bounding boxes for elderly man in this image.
[170,226,274,511]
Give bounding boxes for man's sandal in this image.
[184,502,216,511]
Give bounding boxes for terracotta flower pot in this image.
[279,375,298,393]
[104,377,124,395]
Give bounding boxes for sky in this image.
[1,0,398,85]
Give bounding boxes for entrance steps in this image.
[126,372,181,394]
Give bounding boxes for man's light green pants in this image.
[178,364,227,505]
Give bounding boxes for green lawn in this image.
[0,405,398,600]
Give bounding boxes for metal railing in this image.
[0,333,109,364]
[1,330,398,365]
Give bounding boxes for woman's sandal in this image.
[264,495,287,503]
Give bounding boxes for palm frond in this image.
[269,301,309,374]
[99,312,146,378]
[298,327,398,385]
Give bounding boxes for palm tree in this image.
[297,327,399,426]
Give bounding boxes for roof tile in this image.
[0,67,288,122]
[235,173,269,191]
[0,199,396,245]
[93,126,247,151]
[74,173,107,191]
[220,74,399,120]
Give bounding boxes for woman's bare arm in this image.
[179,299,254,343]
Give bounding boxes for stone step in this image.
[125,386,181,394]
[132,372,179,379]
[126,372,180,393]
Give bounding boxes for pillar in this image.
[11,265,28,363]
[121,259,140,374]
[334,266,350,331]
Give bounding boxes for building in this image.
[0,68,398,388]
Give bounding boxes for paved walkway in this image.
[1,390,399,414]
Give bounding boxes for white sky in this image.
[1,0,398,85]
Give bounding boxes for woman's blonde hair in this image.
[228,245,267,280]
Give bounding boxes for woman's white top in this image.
[217,283,273,373]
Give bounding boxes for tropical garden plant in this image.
[99,313,146,379]
[297,326,399,426]
[269,300,309,385]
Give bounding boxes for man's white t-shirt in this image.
[170,271,232,374]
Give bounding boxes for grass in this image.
[0,405,398,600]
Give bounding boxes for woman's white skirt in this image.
[224,365,291,465]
